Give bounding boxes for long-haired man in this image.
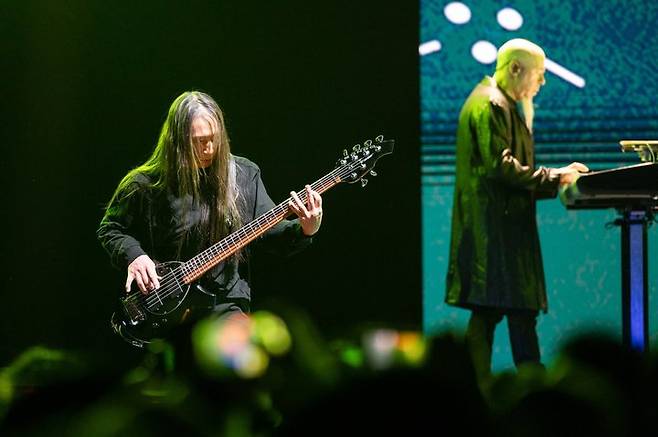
[98,91,322,338]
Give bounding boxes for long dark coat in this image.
[445,76,559,312]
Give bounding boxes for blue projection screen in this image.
[421,0,658,370]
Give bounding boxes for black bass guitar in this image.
[111,136,394,347]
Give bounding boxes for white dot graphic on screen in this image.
[444,2,471,25]
[497,7,523,31]
[471,40,497,64]
[427,5,585,89]
[419,40,442,56]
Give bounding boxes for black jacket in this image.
[97,155,312,303]
[445,77,560,311]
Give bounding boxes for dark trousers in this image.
[466,307,541,379]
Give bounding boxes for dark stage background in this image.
[0,1,420,369]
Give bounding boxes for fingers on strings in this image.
[289,185,321,218]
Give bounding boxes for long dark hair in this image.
[109,91,243,257]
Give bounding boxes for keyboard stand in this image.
[559,140,658,353]
[617,209,652,352]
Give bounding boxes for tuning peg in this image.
[375,135,384,142]
[353,144,361,152]
[343,149,349,158]
[361,178,368,188]
[370,170,377,177]
[364,139,373,147]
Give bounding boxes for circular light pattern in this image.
[497,7,523,31]
[471,40,498,64]
[444,2,471,25]
[252,311,292,355]
[234,345,269,379]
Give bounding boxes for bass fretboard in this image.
[179,167,343,283]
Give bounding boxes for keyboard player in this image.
[445,38,590,383]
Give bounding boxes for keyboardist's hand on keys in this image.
[556,162,589,186]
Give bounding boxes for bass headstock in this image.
[335,135,394,187]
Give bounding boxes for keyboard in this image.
[559,162,658,209]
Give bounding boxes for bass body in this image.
[111,261,217,348]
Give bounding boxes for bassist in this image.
[97,91,323,344]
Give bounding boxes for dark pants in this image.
[466,307,541,379]
[213,300,250,319]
